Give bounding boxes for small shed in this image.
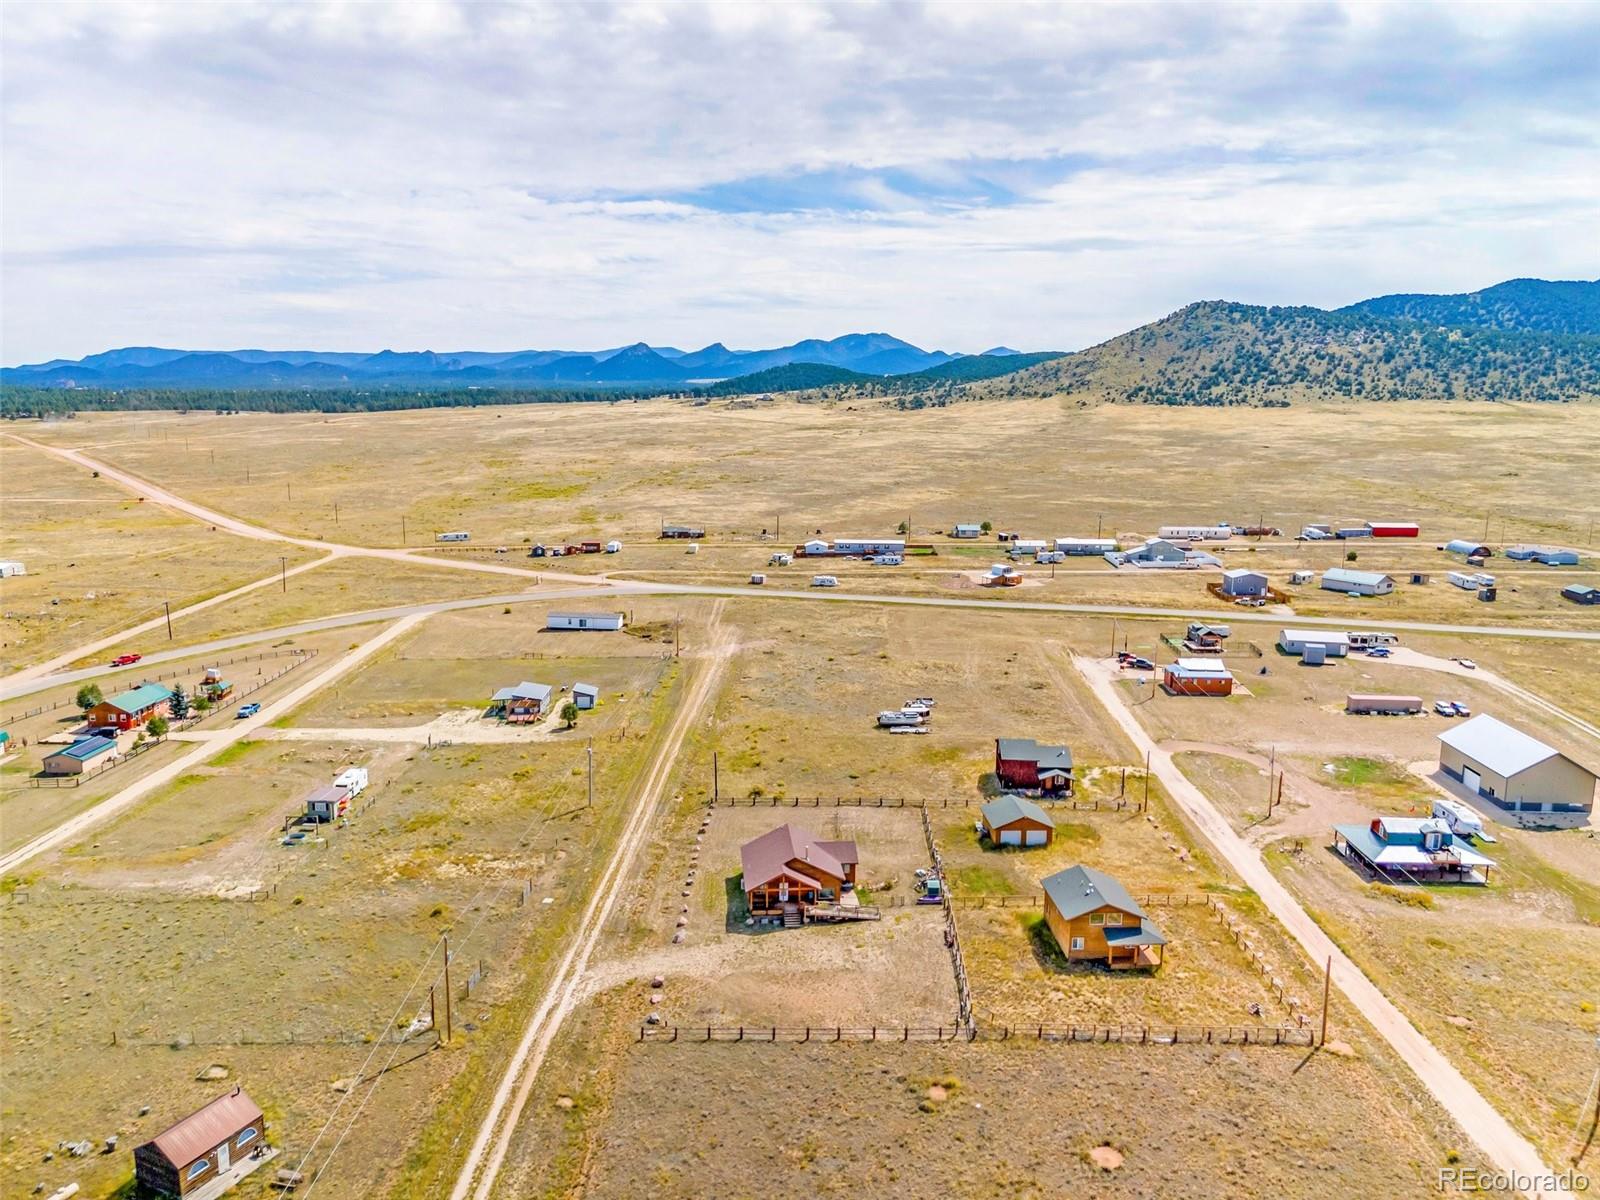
[1444,539,1492,557]
[1562,584,1600,605]
[44,735,118,776]
[133,1087,267,1198]
[1290,570,1314,584]
[546,612,625,632]
[1220,568,1268,597]
[572,683,600,710]
[951,524,983,539]
[980,795,1055,846]
[0,560,25,577]
[303,785,348,823]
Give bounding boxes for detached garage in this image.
[980,795,1055,847]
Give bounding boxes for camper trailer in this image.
[1431,797,1487,841]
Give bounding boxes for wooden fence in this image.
[711,795,1141,812]
[950,891,1214,910]
[922,806,972,1027]
[0,649,316,728]
[638,1023,1314,1047]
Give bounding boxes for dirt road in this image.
[0,615,422,876]
[447,602,735,1200]
[1071,654,1572,1198]
[1376,647,1600,740]
[272,708,574,745]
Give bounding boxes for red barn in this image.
[1366,522,1419,538]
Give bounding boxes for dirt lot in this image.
[0,437,321,672]
[478,981,1516,1200]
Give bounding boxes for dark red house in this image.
[994,738,1074,793]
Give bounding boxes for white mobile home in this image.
[951,524,984,539]
[832,537,906,557]
[1158,524,1232,542]
[1054,538,1117,556]
[546,612,626,632]
[436,531,470,543]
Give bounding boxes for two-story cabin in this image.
[1332,816,1495,884]
[994,738,1073,794]
[1041,865,1166,970]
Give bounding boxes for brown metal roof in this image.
[740,824,856,888]
[145,1087,263,1168]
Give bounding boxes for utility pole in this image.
[401,515,407,544]
[280,556,287,592]
[713,751,720,804]
[334,502,339,525]
[1319,955,1332,1046]
[1142,749,1150,810]
[287,482,292,502]
[442,936,453,1045]
[1096,513,1104,538]
[164,601,173,640]
[586,740,594,809]
[1110,618,1117,659]
[430,986,437,1041]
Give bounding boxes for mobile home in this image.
[436,531,470,542]
[546,611,626,631]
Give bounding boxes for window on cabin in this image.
[1105,913,1123,926]
[188,1159,209,1180]
[237,1127,258,1147]
[1089,913,1104,926]
[1070,937,1084,951]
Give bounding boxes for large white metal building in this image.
[1437,714,1596,817]
[1277,629,1351,657]
[1320,568,1395,596]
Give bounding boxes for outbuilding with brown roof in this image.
[133,1086,266,1197]
[740,823,858,917]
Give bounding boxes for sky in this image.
[3,0,1598,364]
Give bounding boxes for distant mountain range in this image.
[5,278,1596,410]
[2,332,969,390]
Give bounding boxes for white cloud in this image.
[2,0,1597,361]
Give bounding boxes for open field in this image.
[18,399,1600,556]
[0,438,322,673]
[0,607,696,1200]
[83,554,537,666]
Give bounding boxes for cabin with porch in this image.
[488,681,553,723]
[1041,865,1166,970]
[740,823,859,924]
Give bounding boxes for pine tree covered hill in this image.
[1339,278,1600,336]
[982,300,1600,406]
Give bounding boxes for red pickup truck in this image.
[109,653,143,667]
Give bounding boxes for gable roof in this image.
[1041,864,1147,922]
[102,682,174,713]
[492,681,552,703]
[144,1087,263,1168]
[1322,568,1393,586]
[995,737,1073,772]
[48,735,117,762]
[572,682,599,697]
[981,795,1055,830]
[740,823,855,888]
[1280,628,1350,646]
[1438,713,1575,779]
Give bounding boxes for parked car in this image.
[110,653,143,666]
[1451,701,1472,717]
[1433,700,1455,716]
[1457,658,1477,670]
[1365,647,1392,658]
[1125,656,1154,670]
[237,702,261,718]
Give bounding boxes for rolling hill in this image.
[985,295,1600,406]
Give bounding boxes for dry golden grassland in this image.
[0,438,321,672]
[0,610,695,1200]
[20,398,1599,556]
